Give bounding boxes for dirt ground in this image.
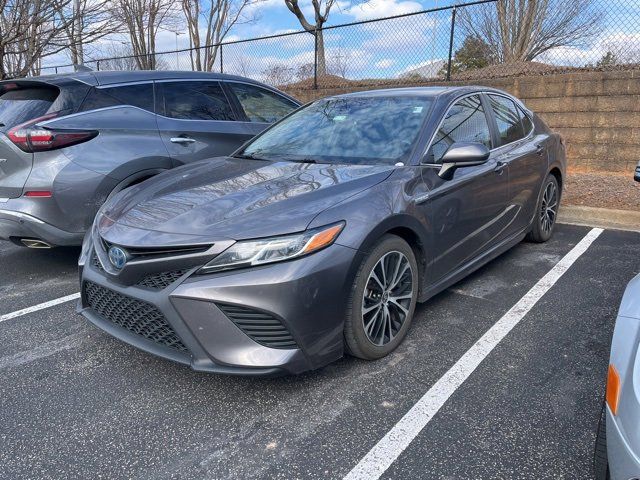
[563,171,640,211]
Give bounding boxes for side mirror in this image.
[635,161,640,182]
[438,142,490,180]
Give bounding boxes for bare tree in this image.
[296,62,314,80]
[261,62,295,86]
[327,48,351,77]
[182,0,263,72]
[460,0,601,63]
[56,0,122,66]
[283,0,366,76]
[95,43,140,70]
[0,0,78,79]
[114,0,178,69]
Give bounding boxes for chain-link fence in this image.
[40,0,640,89]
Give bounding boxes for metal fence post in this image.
[220,44,224,73]
[313,28,318,90]
[96,60,100,71]
[446,6,457,81]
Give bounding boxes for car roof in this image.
[333,85,516,99]
[19,70,280,88]
[331,86,527,111]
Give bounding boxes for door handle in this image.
[494,161,507,174]
[170,137,196,144]
[535,144,545,155]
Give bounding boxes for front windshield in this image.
[240,95,433,165]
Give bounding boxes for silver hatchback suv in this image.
[0,71,299,248]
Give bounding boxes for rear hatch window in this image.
[0,87,59,132]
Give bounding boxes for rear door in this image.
[486,94,546,235]
[0,85,58,198]
[155,80,252,165]
[223,81,299,138]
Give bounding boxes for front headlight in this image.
[199,222,345,274]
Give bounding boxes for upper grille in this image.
[216,303,297,349]
[136,270,188,290]
[84,281,188,353]
[100,237,210,259]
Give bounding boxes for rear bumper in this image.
[0,208,83,246]
[78,242,359,375]
[606,406,640,480]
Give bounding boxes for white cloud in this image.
[375,58,396,68]
[344,0,424,21]
[536,32,640,66]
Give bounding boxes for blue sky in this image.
[42,0,640,81]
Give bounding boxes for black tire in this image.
[344,234,419,360]
[594,401,610,480]
[526,174,560,243]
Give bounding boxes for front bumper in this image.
[78,242,359,375]
[607,405,640,479]
[0,206,83,246]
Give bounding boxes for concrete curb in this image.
[559,204,640,232]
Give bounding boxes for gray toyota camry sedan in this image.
[78,86,566,375]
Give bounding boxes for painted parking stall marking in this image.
[0,293,80,324]
[344,227,604,480]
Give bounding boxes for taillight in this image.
[7,113,97,153]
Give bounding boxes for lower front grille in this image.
[84,281,188,353]
[216,303,298,349]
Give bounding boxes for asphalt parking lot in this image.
[1,223,639,480]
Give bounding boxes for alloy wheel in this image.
[361,251,414,346]
[540,181,558,235]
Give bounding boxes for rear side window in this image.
[229,83,297,123]
[80,83,154,112]
[489,95,526,146]
[0,88,58,130]
[518,107,534,135]
[159,81,235,121]
[427,94,491,163]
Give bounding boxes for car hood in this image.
[99,157,394,246]
[619,272,640,319]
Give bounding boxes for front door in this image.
[420,94,510,281]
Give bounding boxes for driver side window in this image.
[426,95,492,163]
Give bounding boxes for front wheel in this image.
[344,235,419,360]
[526,174,560,243]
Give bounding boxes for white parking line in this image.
[0,293,80,324]
[344,227,604,480]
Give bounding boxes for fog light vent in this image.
[216,303,298,350]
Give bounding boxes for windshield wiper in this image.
[286,158,319,164]
[232,151,270,161]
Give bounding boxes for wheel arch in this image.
[351,214,429,298]
[549,166,563,193]
[106,167,168,202]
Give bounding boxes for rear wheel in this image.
[344,235,419,360]
[526,174,559,243]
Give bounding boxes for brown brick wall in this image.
[283,69,640,172]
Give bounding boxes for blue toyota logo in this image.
[108,246,128,270]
